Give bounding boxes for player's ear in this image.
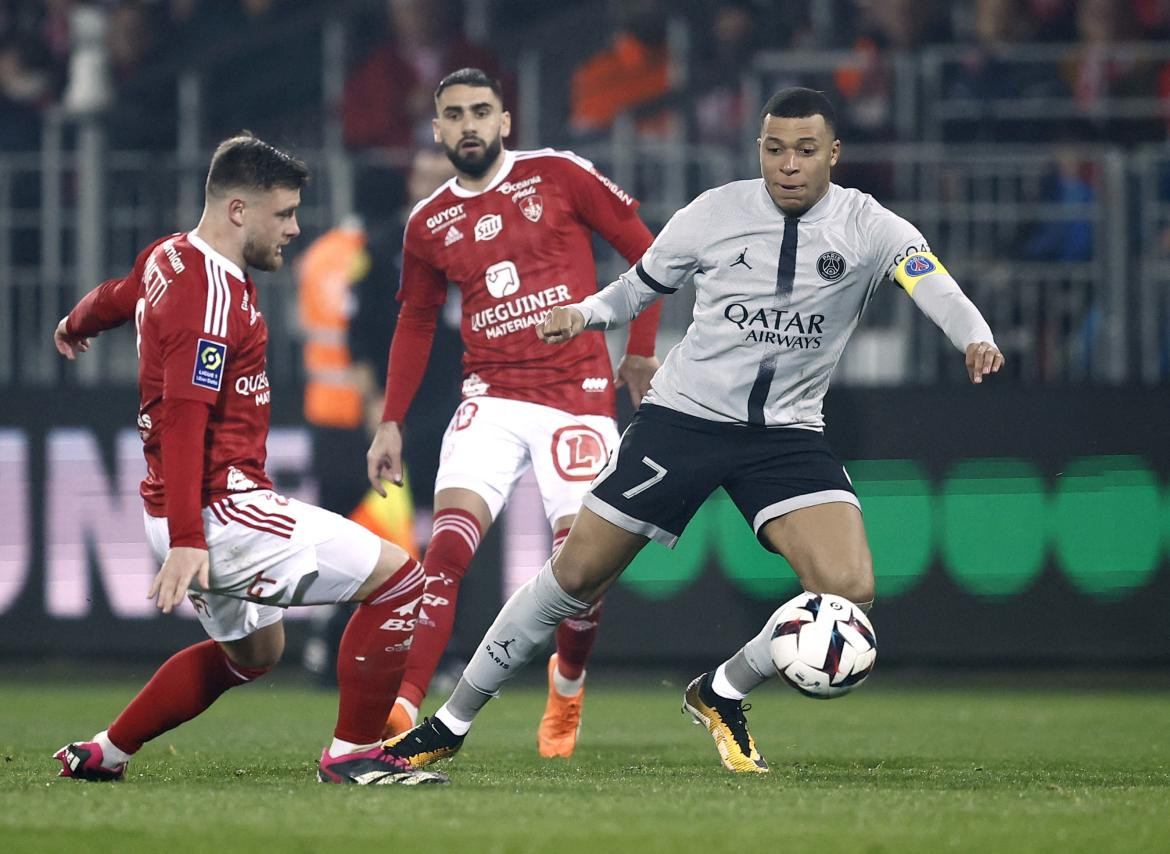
[829,139,841,167]
[228,197,247,227]
[432,117,441,144]
[500,110,512,139]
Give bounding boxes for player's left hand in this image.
[615,354,660,407]
[148,546,210,614]
[53,316,92,360]
[965,341,1004,384]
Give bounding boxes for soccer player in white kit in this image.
[384,88,1004,773]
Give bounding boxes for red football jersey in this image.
[398,148,653,417]
[69,232,273,517]
[137,232,272,515]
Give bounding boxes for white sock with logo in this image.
[93,730,132,768]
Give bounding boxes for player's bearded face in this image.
[758,114,840,217]
[433,84,511,180]
[444,131,502,178]
[242,188,301,272]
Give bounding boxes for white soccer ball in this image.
[769,592,877,699]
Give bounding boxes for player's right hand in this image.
[537,306,586,344]
[367,421,405,496]
[148,546,209,615]
[53,316,92,360]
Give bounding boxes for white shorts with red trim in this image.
[435,396,619,526]
[143,490,382,642]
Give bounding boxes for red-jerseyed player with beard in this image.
[368,68,661,756]
[51,134,447,786]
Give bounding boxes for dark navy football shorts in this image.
[583,404,859,551]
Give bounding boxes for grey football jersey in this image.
[580,180,932,429]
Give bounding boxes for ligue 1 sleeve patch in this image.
[192,339,228,391]
[894,251,948,295]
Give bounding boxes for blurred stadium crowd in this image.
[3,0,1170,386]
[4,0,1170,151]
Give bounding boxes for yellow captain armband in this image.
[893,251,949,296]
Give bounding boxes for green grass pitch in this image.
[2,671,1168,853]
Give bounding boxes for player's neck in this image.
[190,220,246,273]
[455,151,507,193]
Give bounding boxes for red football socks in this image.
[553,526,602,682]
[397,508,482,708]
[555,601,602,681]
[333,557,426,744]
[107,639,269,754]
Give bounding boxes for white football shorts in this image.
[143,489,382,641]
[435,396,618,526]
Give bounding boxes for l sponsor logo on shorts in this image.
[474,213,503,241]
[551,425,608,481]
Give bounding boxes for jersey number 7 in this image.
[622,457,667,499]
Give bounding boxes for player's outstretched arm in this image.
[367,420,405,496]
[965,341,1004,384]
[537,306,586,344]
[148,547,210,614]
[53,316,93,360]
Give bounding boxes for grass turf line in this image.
[2,675,1168,853]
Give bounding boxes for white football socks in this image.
[711,664,747,700]
[435,705,473,736]
[93,730,132,768]
[328,737,380,757]
[553,665,585,697]
[394,698,420,727]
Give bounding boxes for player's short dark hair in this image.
[759,87,838,135]
[205,132,309,196]
[434,67,504,103]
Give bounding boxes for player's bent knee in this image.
[550,552,613,603]
[221,641,283,671]
[827,571,874,609]
[221,622,285,670]
[363,539,413,590]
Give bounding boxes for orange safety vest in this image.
[297,226,368,429]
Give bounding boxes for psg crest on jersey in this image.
[816,251,847,281]
[519,194,544,223]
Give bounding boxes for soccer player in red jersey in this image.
[51,134,446,786]
[367,68,662,756]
